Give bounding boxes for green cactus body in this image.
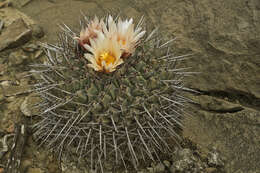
[32,16,191,172]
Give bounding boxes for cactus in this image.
[31,15,192,172]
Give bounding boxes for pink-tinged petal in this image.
[89,38,97,49]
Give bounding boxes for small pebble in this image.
[6,121,14,133]
[34,50,44,59]
[0,64,7,75]
[154,163,165,172]
[205,167,217,173]
[0,20,4,31]
[0,0,12,8]
[147,167,154,173]
[6,96,16,102]
[27,167,44,173]
[163,160,171,167]
[21,0,32,7]
[22,43,40,52]
[31,24,44,38]
[0,80,12,87]
[207,148,224,167]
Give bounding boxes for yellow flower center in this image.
[98,52,116,66]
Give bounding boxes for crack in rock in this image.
[190,88,260,111]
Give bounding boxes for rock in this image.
[6,120,14,133]
[191,95,244,113]
[0,19,4,32]
[156,0,260,99]
[207,148,224,167]
[5,96,16,102]
[0,80,13,87]
[170,148,204,173]
[163,160,171,167]
[123,6,141,19]
[26,167,44,173]
[0,119,15,133]
[31,24,44,38]
[137,171,146,173]
[3,97,24,119]
[34,50,44,59]
[22,43,40,53]
[0,63,7,75]
[0,7,35,26]
[146,167,154,173]
[8,49,29,66]
[184,107,260,173]
[1,82,30,97]
[47,162,60,173]
[0,88,4,102]
[20,94,41,117]
[20,159,32,173]
[153,163,165,173]
[0,18,32,51]
[47,0,56,3]
[171,149,194,172]
[205,167,217,173]
[0,0,12,8]
[11,0,32,7]
[0,7,43,38]
[19,1,98,42]
[61,158,85,173]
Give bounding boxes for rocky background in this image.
[0,0,259,173]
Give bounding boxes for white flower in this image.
[103,15,146,58]
[74,16,104,47]
[83,32,124,73]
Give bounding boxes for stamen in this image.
[98,52,116,66]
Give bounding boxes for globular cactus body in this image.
[32,15,191,172]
